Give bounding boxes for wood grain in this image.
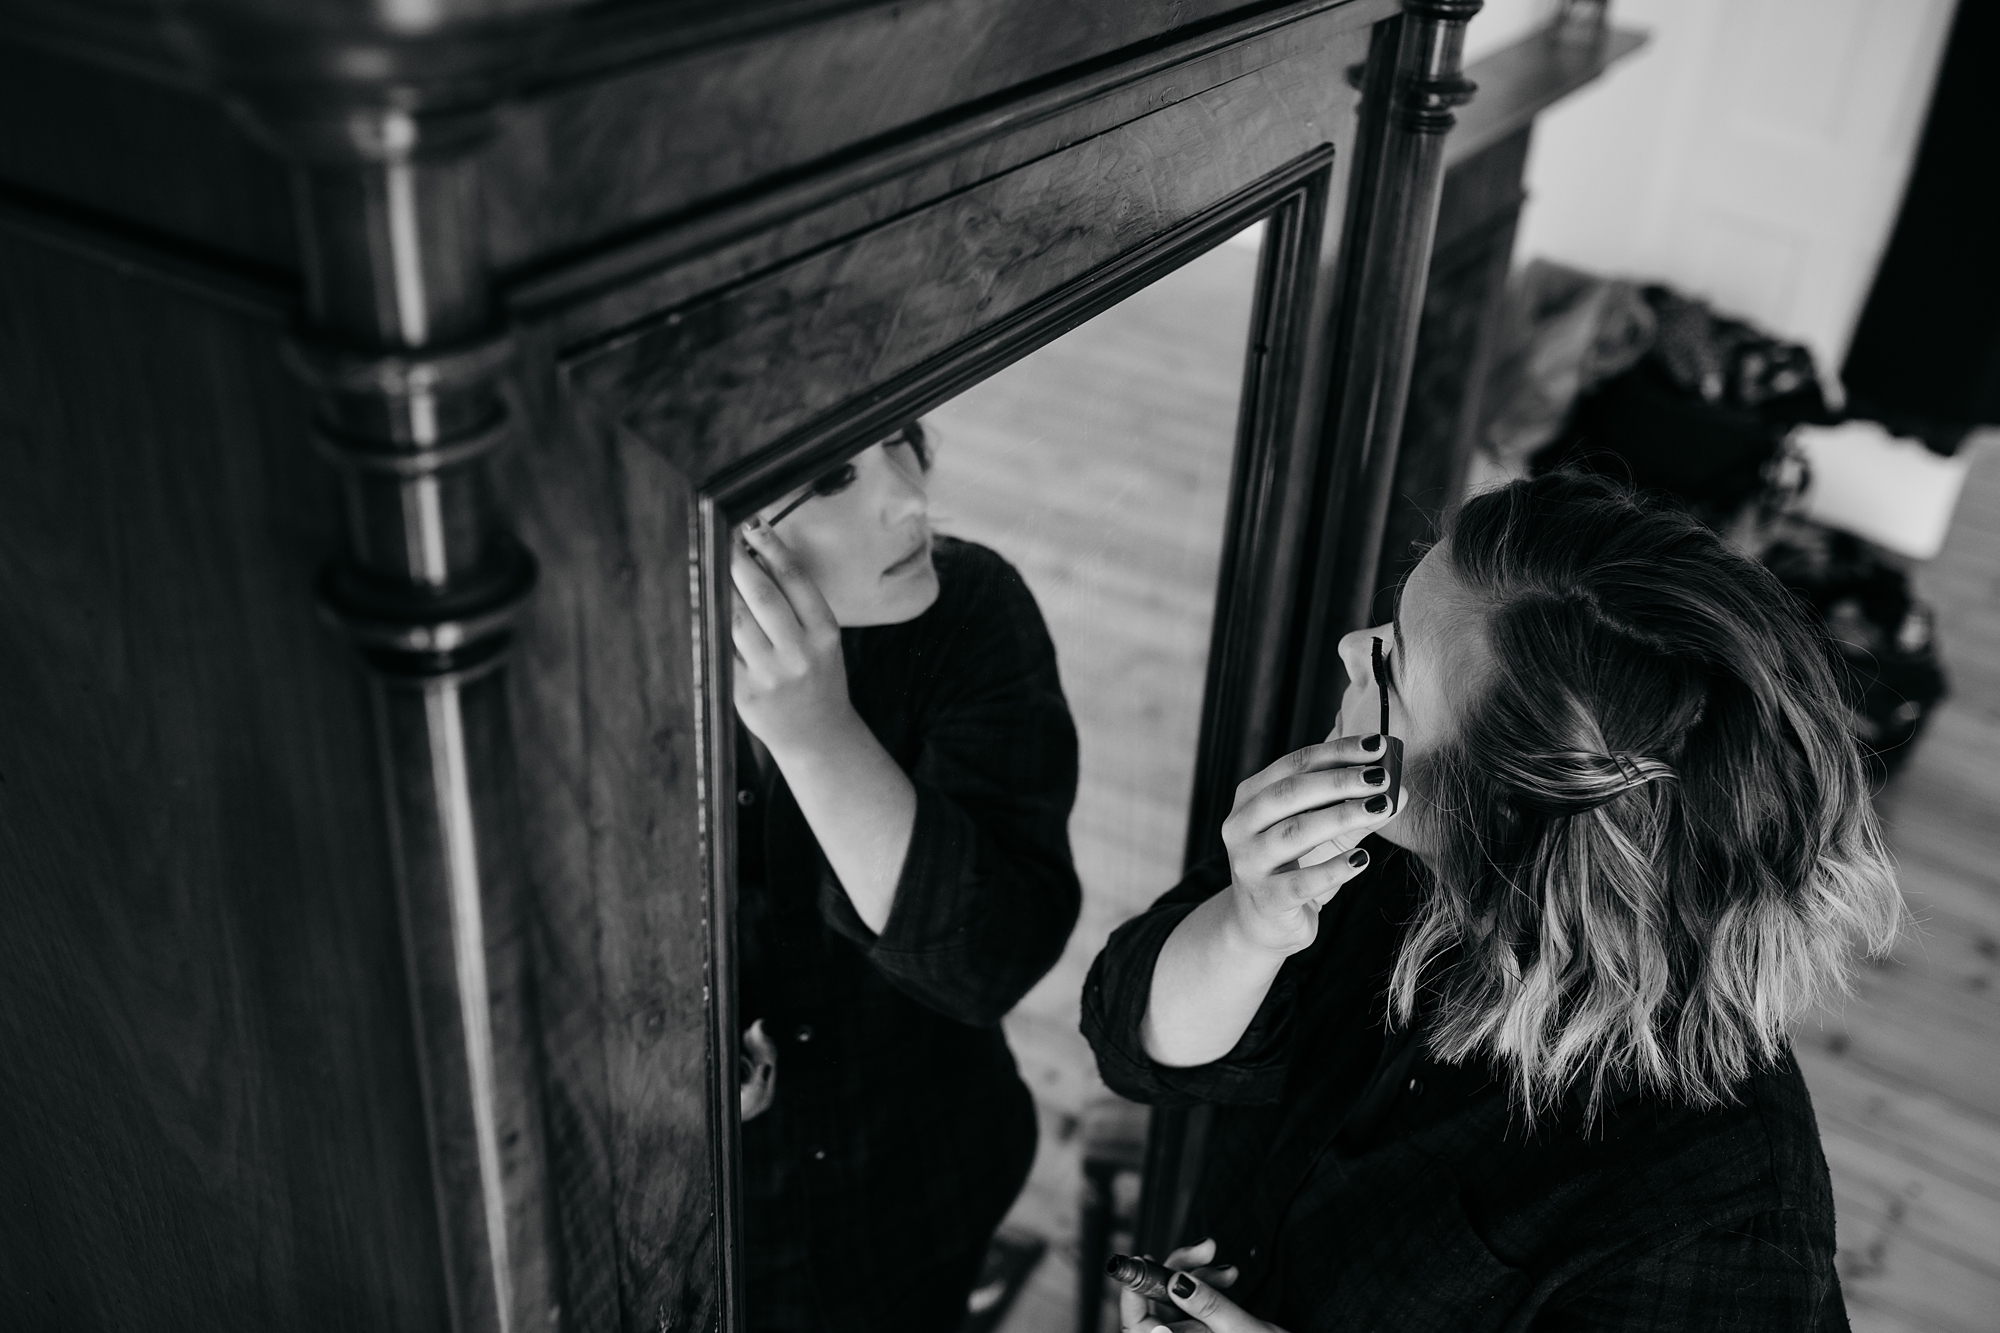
[485,0,1394,277]
[1796,435,2000,1333]
[505,417,720,1333]
[565,48,1347,487]
[0,226,443,1333]
[0,35,297,275]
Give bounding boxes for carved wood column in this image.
[164,10,567,1330]
[1289,0,1483,747]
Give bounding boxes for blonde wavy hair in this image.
[1390,472,1904,1124]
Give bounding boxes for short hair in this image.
[1391,470,1903,1124]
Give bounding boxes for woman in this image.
[1083,471,1902,1332]
[729,422,1081,1333]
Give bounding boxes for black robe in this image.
[737,536,1080,1331]
[1082,840,1849,1332]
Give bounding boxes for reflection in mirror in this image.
[729,221,1263,1333]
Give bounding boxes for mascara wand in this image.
[1372,637,1404,814]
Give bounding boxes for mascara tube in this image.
[1371,636,1404,812]
[1105,1253,1176,1300]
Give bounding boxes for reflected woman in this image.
[1085,471,1903,1332]
[729,423,1081,1333]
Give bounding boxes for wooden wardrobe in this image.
[0,1,1484,1329]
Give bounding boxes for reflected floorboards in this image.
[924,232,1262,1333]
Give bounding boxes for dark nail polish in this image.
[1349,847,1369,868]
[1362,734,1383,752]
[1171,1274,1196,1300]
[1364,794,1389,814]
[1362,766,1386,786]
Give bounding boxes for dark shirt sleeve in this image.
[819,551,1081,1027]
[1079,851,1322,1108]
[1538,1210,1848,1332]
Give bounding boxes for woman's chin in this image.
[833,562,940,627]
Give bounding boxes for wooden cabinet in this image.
[0,2,1482,1329]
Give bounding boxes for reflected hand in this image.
[1119,1239,1272,1333]
[1219,734,1399,955]
[739,1018,777,1122]
[731,518,853,756]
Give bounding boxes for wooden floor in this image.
[921,222,2000,1331]
[1797,430,2000,1333]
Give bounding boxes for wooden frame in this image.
[682,148,1334,1328]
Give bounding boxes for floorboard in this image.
[1803,430,2000,1333]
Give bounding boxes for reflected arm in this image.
[767,716,916,935]
[818,543,1082,1026]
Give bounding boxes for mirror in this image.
[727,221,1264,1333]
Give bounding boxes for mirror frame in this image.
[694,146,1336,1327]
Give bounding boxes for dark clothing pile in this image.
[1081,840,1850,1332]
[1491,269,1947,768]
[1538,286,1836,526]
[1762,522,1948,778]
[737,536,1081,1332]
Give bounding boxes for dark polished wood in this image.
[255,104,557,1333]
[1,0,1469,1327]
[0,211,448,1333]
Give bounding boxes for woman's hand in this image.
[1119,1240,1286,1333]
[739,1019,777,1122]
[731,518,854,756]
[1220,734,1399,956]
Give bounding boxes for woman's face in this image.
[753,438,940,627]
[1334,542,1486,858]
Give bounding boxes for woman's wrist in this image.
[1141,891,1291,1067]
[1221,881,1317,958]
[759,699,870,770]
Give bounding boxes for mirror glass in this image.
[728,221,1263,1333]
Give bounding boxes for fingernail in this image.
[1362,766,1386,786]
[1348,848,1369,868]
[1362,734,1383,752]
[1171,1274,1196,1299]
[1364,794,1389,814]
[746,516,767,532]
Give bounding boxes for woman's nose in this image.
[1336,626,1374,682]
[882,460,927,522]
[1337,624,1392,692]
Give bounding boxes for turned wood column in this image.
[164,9,571,1330]
[1138,0,1483,1257]
[1289,0,1483,747]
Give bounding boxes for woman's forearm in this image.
[766,707,916,935]
[1140,888,1292,1068]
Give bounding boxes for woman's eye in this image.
[811,463,858,497]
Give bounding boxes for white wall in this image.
[1460,0,1956,387]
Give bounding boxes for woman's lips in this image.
[884,534,930,576]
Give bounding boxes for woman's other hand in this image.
[1219,734,1399,955]
[739,1018,777,1122]
[1119,1239,1283,1333]
[732,518,854,756]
